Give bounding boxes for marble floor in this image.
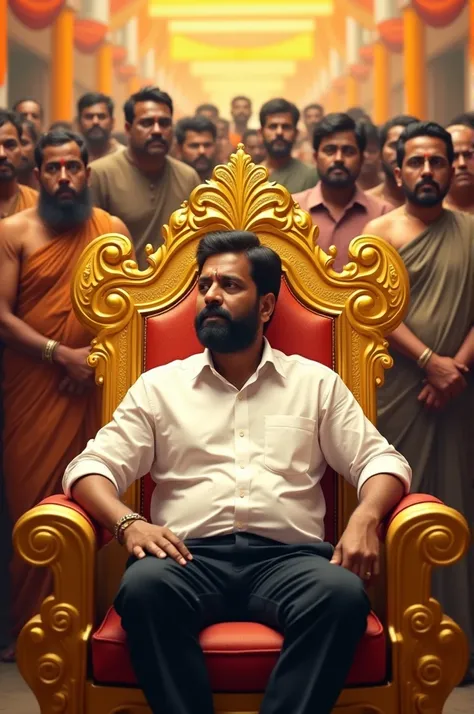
[1,663,473,713]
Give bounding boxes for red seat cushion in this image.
[91,608,386,690]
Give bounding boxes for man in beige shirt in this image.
[64,230,411,714]
[293,113,391,271]
[91,86,200,269]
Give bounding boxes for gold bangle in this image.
[417,347,433,369]
[42,339,59,363]
[114,513,147,544]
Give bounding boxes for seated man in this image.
[63,231,411,714]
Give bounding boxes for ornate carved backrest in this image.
[73,146,408,610]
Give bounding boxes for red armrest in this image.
[38,494,112,548]
[381,493,442,539]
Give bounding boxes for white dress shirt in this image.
[63,339,411,544]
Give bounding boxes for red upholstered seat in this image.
[92,608,386,690]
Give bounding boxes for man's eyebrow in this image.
[199,273,245,282]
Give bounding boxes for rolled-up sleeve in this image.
[319,372,411,496]
[62,376,156,497]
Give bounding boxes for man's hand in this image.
[122,521,193,566]
[425,354,468,398]
[417,382,447,410]
[330,508,380,581]
[55,345,94,383]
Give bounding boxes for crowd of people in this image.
[0,85,473,698]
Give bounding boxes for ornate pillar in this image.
[0,0,7,107]
[124,16,139,96]
[142,49,156,84]
[78,0,112,95]
[373,41,390,124]
[329,48,344,112]
[402,2,426,118]
[51,2,75,122]
[346,17,363,108]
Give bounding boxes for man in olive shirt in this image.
[90,87,200,269]
[260,98,319,194]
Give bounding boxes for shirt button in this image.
[239,431,244,437]
[236,521,243,529]
[240,464,245,469]
[240,490,245,498]
[237,393,243,400]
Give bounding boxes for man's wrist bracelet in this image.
[417,347,433,369]
[42,339,59,363]
[114,513,147,544]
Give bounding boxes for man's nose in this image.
[58,166,69,182]
[152,122,162,134]
[92,116,100,125]
[457,154,467,169]
[0,145,6,159]
[204,285,223,304]
[335,148,344,162]
[422,158,432,175]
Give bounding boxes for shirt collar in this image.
[306,182,371,212]
[187,338,286,385]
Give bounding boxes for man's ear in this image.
[260,293,276,326]
[33,167,40,182]
[125,122,131,136]
[394,166,402,188]
[85,165,91,185]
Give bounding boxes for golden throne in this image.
[14,146,469,714]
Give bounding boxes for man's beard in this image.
[0,161,17,181]
[264,138,293,159]
[85,126,110,145]
[320,163,355,188]
[38,185,92,230]
[195,301,260,354]
[402,177,448,207]
[187,155,214,178]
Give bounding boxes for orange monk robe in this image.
[7,184,38,216]
[2,207,114,638]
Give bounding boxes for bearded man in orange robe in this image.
[0,110,37,219]
[0,129,131,660]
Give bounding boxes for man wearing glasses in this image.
[90,87,200,269]
[445,123,474,214]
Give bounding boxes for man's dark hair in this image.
[242,129,259,142]
[197,231,281,305]
[175,116,217,145]
[124,86,173,124]
[259,98,300,129]
[21,119,38,144]
[232,96,252,107]
[379,115,419,150]
[304,103,324,115]
[12,98,44,119]
[313,113,366,153]
[361,121,379,147]
[346,107,370,123]
[77,92,114,118]
[447,112,474,130]
[0,110,23,140]
[196,103,219,117]
[49,120,74,132]
[35,130,89,168]
[396,121,454,168]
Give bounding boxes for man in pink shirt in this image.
[293,113,392,271]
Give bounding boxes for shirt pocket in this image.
[264,415,316,475]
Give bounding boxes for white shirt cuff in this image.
[62,459,120,498]
[356,455,412,498]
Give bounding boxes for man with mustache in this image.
[63,229,411,714]
[77,92,124,163]
[229,95,252,149]
[90,86,200,269]
[0,129,130,662]
[260,98,319,193]
[175,116,218,182]
[293,113,390,271]
[367,115,418,207]
[12,98,43,133]
[242,129,267,165]
[364,121,474,683]
[444,123,474,214]
[0,110,37,220]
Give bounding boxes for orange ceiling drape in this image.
[74,19,108,54]
[378,18,404,52]
[412,0,466,27]
[9,0,65,30]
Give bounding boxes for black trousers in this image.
[114,533,370,714]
